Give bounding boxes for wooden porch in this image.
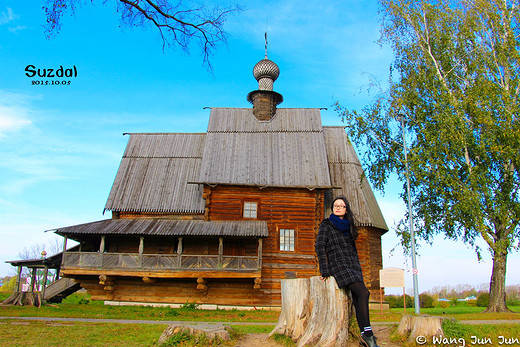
[61,251,262,278]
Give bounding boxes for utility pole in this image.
[401,115,420,315]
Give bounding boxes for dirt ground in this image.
[233,325,401,346]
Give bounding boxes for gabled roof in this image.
[53,219,268,241]
[323,127,388,231]
[104,133,205,214]
[198,108,332,188]
[101,109,387,231]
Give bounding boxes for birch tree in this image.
[336,0,520,312]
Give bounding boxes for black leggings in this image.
[347,281,371,331]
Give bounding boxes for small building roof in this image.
[53,219,269,241]
[5,246,79,268]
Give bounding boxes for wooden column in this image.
[138,237,144,267]
[99,236,106,252]
[41,266,49,299]
[218,237,223,267]
[257,238,263,270]
[177,237,183,269]
[99,236,106,267]
[62,236,68,253]
[177,237,183,254]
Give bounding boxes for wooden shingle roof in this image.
[198,108,332,188]
[323,127,388,231]
[54,219,268,239]
[104,133,205,214]
[101,109,387,231]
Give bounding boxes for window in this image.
[243,202,258,219]
[279,229,295,252]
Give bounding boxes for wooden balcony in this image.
[61,251,261,279]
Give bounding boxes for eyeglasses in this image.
[333,204,346,209]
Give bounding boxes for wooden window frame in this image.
[243,201,259,219]
[278,227,296,252]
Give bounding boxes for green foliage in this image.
[466,299,477,307]
[0,277,16,292]
[506,297,520,306]
[336,0,520,313]
[271,333,297,346]
[160,331,224,346]
[419,293,435,308]
[477,293,490,307]
[437,300,450,308]
[181,302,199,310]
[385,294,414,308]
[60,292,92,305]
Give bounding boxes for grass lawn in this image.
[373,305,520,322]
[0,319,167,346]
[1,292,520,346]
[0,292,280,323]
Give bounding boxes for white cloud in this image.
[0,7,18,25]
[0,109,31,137]
[0,91,34,137]
[8,25,26,33]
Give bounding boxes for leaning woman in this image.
[315,196,379,347]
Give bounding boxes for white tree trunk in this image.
[269,276,352,347]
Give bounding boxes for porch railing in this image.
[62,252,259,271]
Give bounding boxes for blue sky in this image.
[1,1,518,294]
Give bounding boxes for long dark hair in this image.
[331,196,357,234]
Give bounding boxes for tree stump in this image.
[269,276,352,347]
[157,325,230,345]
[1,291,42,307]
[396,315,445,343]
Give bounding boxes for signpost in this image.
[379,267,406,315]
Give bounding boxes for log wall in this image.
[355,226,384,302]
[70,185,384,307]
[205,186,324,306]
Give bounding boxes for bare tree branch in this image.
[43,0,244,69]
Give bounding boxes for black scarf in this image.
[329,213,351,234]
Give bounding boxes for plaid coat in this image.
[315,218,364,288]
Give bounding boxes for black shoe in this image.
[360,334,379,347]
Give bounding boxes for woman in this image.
[315,196,379,347]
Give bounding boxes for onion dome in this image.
[253,58,280,91]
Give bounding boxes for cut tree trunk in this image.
[1,291,42,307]
[269,276,352,347]
[396,315,445,343]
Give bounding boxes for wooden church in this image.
[51,55,388,308]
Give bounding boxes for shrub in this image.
[506,297,520,306]
[385,294,414,308]
[476,293,489,307]
[385,295,398,308]
[0,277,16,292]
[419,294,435,308]
[437,301,450,308]
[466,299,477,306]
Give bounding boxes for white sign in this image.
[379,268,405,288]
